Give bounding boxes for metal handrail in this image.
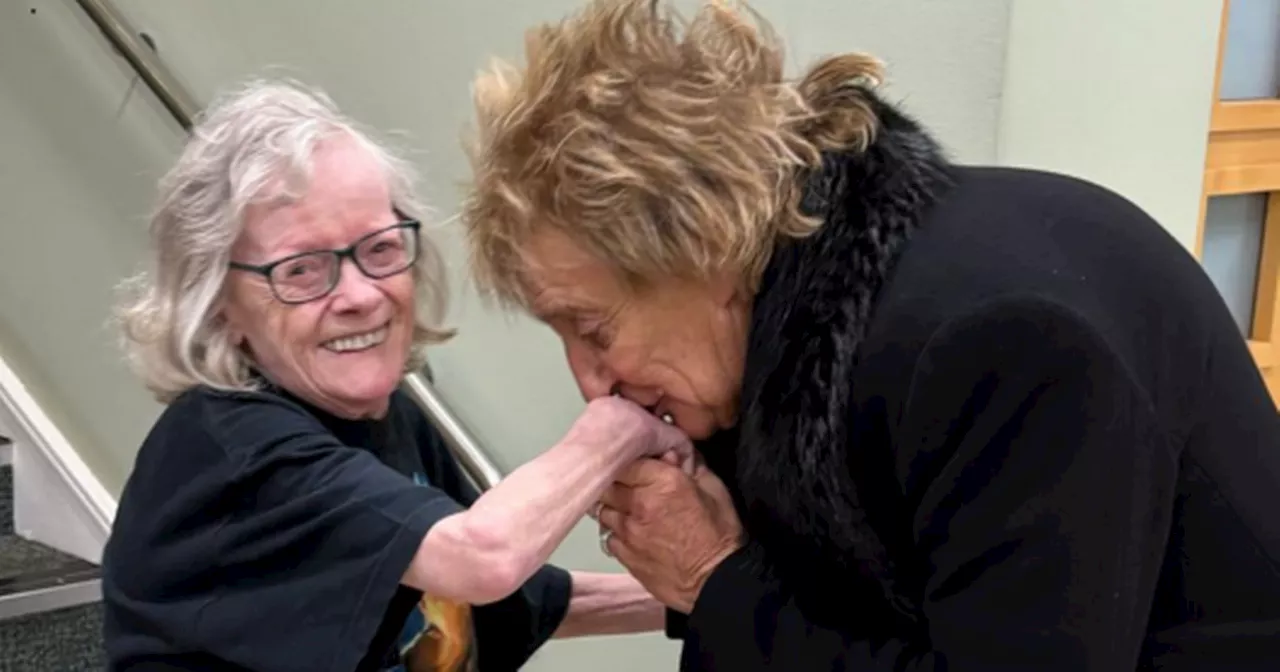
[403,373,504,488]
[75,0,199,132]
[73,0,503,490]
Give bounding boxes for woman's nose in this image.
[330,259,382,311]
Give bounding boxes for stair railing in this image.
[73,0,505,491]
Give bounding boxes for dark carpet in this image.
[0,465,105,671]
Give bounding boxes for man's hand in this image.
[595,457,743,613]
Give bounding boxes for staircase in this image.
[0,439,106,671]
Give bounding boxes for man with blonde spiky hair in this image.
[464,0,1280,669]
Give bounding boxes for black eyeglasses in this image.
[229,220,421,305]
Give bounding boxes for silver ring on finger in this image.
[599,529,614,557]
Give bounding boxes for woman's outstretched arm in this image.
[401,397,690,605]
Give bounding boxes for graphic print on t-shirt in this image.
[392,473,477,671]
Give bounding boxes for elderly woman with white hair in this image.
[101,79,687,672]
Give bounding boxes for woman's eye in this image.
[282,259,321,278]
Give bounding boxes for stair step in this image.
[0,453,106,670]
[0,534,101,618]
[0,602,105,671]
[0,534,98,581]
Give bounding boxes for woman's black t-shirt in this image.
[101,384,571,671]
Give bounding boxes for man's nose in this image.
[566,341,615,401]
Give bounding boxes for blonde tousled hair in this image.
[462,0,885,308]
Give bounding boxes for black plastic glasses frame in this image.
[229,220,421,305]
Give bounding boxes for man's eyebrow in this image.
[530,295,596,322]
[529,293,572,319]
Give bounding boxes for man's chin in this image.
[682,417,729,442]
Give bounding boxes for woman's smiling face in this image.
[221,134,417,419]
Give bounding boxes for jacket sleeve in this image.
[679,297,1178,671]
[665,609,689,639]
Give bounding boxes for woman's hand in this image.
[596,458,743,613]
[565,396,693,466]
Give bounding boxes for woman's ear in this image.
[213,295,245,347]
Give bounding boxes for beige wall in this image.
[0,1,181,492]
[995,0,1223,252]
[2,1,1010,669]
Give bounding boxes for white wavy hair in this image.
[116,78,454,403]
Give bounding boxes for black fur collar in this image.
[721,93,954,629]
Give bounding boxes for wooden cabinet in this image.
[1199,0,1280,407]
